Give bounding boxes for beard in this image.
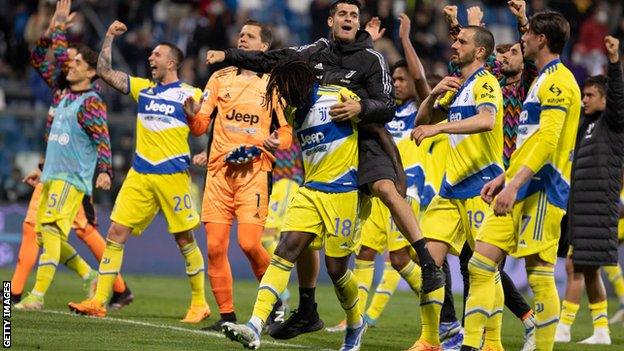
[451,50,476,68]
[502,67,522,78]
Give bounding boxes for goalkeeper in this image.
[183,20,293,330]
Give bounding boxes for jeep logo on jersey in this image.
[300,132,325,147]
[449,112,462,122]
[387,120,406,131]
[226,109,260,125]
[145,100,176,115]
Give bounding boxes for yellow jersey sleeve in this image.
[434,90,455,112]
[128,76,156,102]
[522,74,571,174]
[473,74,501,111]
[339,86,361,102]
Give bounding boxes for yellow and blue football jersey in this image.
[129,77,202,174]
[292,84,358,192]
[435,68,504,199]
[387,101,425,202]
[510,59,581,209]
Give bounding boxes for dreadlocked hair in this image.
[265,58,319,112]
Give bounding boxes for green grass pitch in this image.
[3,268,622,350]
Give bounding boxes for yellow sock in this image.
[528,266,559,351]
[250,255,294,329]
[398,260,422,296]
[334,270,363,328]
[366,262,401,321]
[589,300,608,329]
[419,286,444,345]
[94,239,125,304]
[180,241,207,306]
[261,236,278,256]
[603,265,624,304]
[483,272,504,350]
[32,225,62,296]
[60,240,92,279]
[559,300,580,326]
[463,252,498,348]
[354,259,375,313]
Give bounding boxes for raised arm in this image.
[206,38,330,73]
[398,13,430,101]
[604,36,624,130]
[97,21,130,94]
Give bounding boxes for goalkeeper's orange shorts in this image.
[25,183,95,230]
[201,161,269,226]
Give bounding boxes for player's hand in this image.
[443,6,459,26]
[329,92,362,122]
[430,76,461,97]
[263,131,281,152]
[206,50,226,65]
[492,184,518,216]
[481,174,505,204]
[605,35,620,64]
[365,17,386,42]
[95,173,111,190]
[192,152,208,167]
[106,20,127,37]
[398,14,411,41]
[22,169,41,187]
[467,6,484,27]
[45,0,76,36]
[508,1,527,21]
[410,124,440,146]
[183,96,201,118]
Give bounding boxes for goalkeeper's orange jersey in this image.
[188,66,292,173]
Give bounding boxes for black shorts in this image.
[357,130,396,193]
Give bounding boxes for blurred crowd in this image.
[1,0,624,203]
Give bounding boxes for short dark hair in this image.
[495,43,513,54]
[329,0,361,17]
[69,42,99,81]
[583,75,608,96]
[158,42,184,69]
[528,11,570,55]
[244,19,273,47]
[391,59,408,75]
[465,25,495,60]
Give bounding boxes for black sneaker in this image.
[268,303,324,340]
[421,263,445,294]
[108,288,134,310]
[10,293,21,305]
[460,346,479,351]
[202,312,237,332]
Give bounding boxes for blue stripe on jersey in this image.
[297,121,354,151]
[448,105,478,122]
[305,168,358,192]
[520,102,541,125]
[137,97,187,123]
[421,184,436,208]
[516,164,569,209]
[404,164,424,192]
[439,163,504,199]
[133,154,190,174]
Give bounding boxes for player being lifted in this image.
[68,20,209,323]
[205,1,445,335]
[15,0,113,311]
[409,24,504,351]
[462,10,580,351]
[182,20,293,330]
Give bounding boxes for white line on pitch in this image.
[38,309,310,349]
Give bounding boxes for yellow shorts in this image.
[265,179,300,233]
[35,180,84,238]
[421,195,488,255]
[476,191,565,265]
[360,196,419,254]
[281,187,360,258]
[111,168,200,235]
